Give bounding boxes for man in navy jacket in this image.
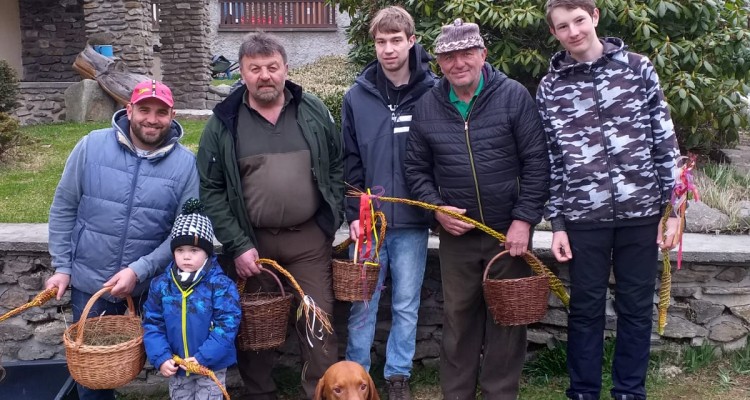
[342,6,436,399]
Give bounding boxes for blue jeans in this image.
[565,223,658,400]
[70,287,147,400]
[345,228,428,379]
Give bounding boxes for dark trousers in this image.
[438,228,531,400]
[70,287,148,400]
[236,218,338,400]
[565,223,659,400]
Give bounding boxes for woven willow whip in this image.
[348,190,570,307]
[657,204,676,335]
[172,355,230,400]
[0,287,58,323]
[237,259,333,336]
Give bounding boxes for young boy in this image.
[537,1,681,399]
[143,198,241,400]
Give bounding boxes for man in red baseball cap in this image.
[127,79,176,151]
[46,78,198,400]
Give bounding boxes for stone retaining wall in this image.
[2,233,750,393]
[12,82,74,125]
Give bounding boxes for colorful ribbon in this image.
[669,154,699,270]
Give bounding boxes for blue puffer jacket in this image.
[142,257,241,372]
[48,109,199,300]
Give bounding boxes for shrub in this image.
[0,60,19,113]
[289,56,359,130]
[0,112,24,160]
[334,0,750,151]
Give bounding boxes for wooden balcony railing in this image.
[219,0,337,31]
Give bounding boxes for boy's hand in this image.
[159,359,178,377]
[178,357,199,371]
[551,231,573,262]
[657,217,680,250]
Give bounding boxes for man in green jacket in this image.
[197,32,344,400]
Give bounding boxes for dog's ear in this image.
[366,373,380,400]
[314,376,326,400]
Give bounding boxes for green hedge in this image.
[0,60,18,114]
[289,56,359,131]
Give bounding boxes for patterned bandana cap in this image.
[170,198,215,255]
[434,18,485,54]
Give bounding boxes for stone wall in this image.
[158,0,213,109]
[2,232,750,376]
[12,82,73,125]
[82,0,154,75]
[18,0,86,82]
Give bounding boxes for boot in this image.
[385,375,411,400]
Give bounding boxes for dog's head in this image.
[314,361,379,400]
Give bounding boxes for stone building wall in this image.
[18,0,86,82]
[12,82,73,125]
[82,0,154,75]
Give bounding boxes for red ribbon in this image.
[358,193,373,261]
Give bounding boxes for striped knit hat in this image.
[170,198,214,255]
[434,18,485,54]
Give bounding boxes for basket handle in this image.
[483,250,546,282]
[333,211,388,258]
[236,266,286,298]
[74,286,136,346]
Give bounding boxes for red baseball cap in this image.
[130,79,174,108]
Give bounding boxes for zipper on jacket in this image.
[116,158,142,268]
[464,108,486,224]
[170,269,203,376]
[181,288,192,370]
[590,69,618,220]
[390,106,407,225]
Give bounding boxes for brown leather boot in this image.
[386,375,411,400]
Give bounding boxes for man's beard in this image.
[131,123,170,148]
[250,85,282,104]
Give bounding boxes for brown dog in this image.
[313,360,380,400]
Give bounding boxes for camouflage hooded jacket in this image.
[536,37,680,232]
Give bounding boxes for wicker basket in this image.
[63,287,145,389]
[237,266,293,351]
[332,212,387,302]
[482,250,550,326]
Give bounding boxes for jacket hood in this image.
[212,80,305,136]
[548,37,626,75]
[357,42,434,92]
[112,108,185,161]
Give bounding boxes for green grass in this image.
[116,344,750,400]
[693,161,750,232]
[0,120,205,223]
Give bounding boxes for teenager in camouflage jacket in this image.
[537,2,680,399]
